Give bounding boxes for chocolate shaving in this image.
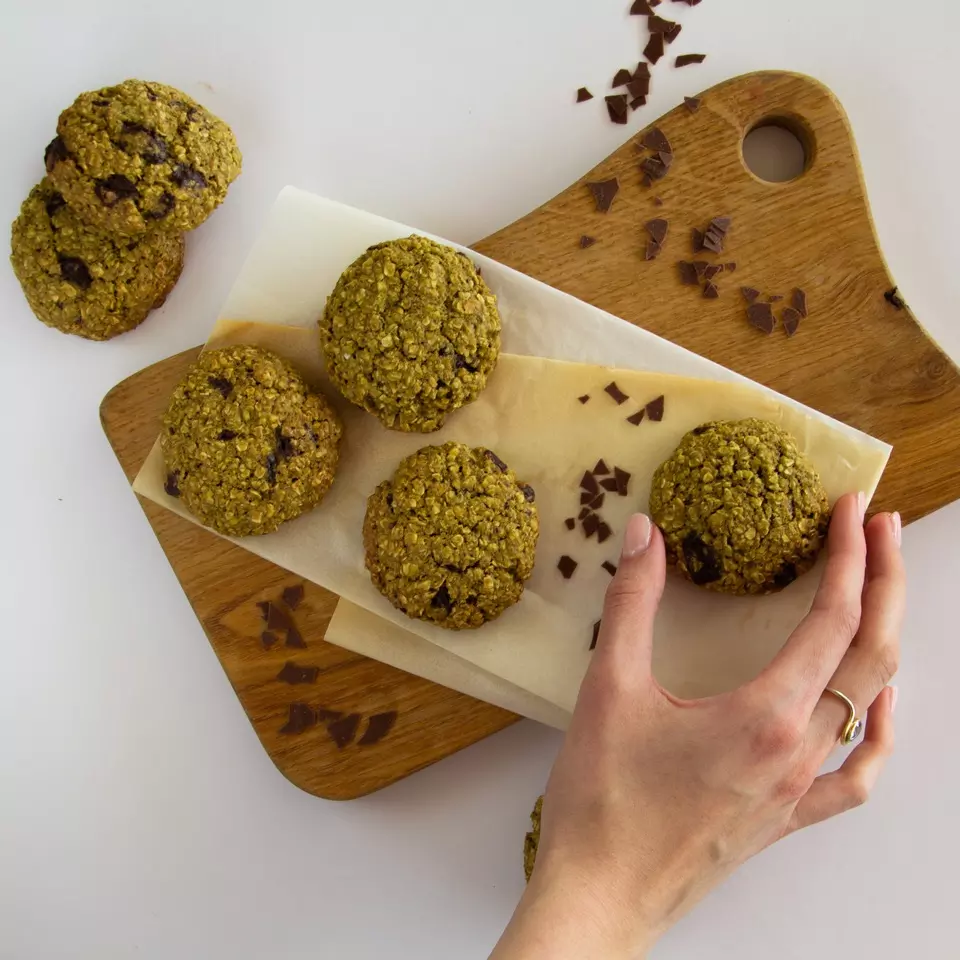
[640,156,669,182]
[782,307,802,337]
[627,76,650,99]
[327,713,361,749]
[277,661,320,684]
[630,96,647,111]
[747,302,776,334]
[691,228,704,252]
[678,261,699,285]
[280,702,316,735]
[582,514,601,538]
[316,709,343,723]
[564,517,576,530]
[703,264,723,280]
[632,61,651,80]
[605,94,629,124]
[557,555,578,579]
[626,409,645,426]
[644,32,665,64]
[597,522,613,544]
[646,218,669,244]
[703,281,719,299]
[791,288,808,317]
[580,470,600,494]
[644,240,662,261]
[261,630,278,649]
[741,286,760,303]
[590,620,602,651]
[676,54,706,67]
[600,477,620,492]
[768,294,784,302]
[613,68,633,87]
[683,96,701,113]
[282,584,304,610]
[604,381,629,405]
[646,395,665,421]
[587,178,620,213]
[593,459,611,475]
[665,23,682,44]
[589,493,605,510]
[576,87,594,103]
[601,561,618,577]
[285,624,306,649]
[725,262,737,273]
[578,394,591,404]
[579,235,597,249]
[654,196,664,206]
[630,0,654,12]
[614,467,631,495]
[580,490,595,506]
[578,507,591,520]
[648,14,677,32]
[884,287,905,310]
[692,260,709,278]
[358,711,398,746]
[641,127,672,153]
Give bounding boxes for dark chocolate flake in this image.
[614,467,631,495]
[484,449,509,472]
[587,178,620,213]
[576,87,594,103]
[578,507,591,520]
[645,240,662,261]
[280,702,316,735]
[589,493,606,510]
[282,584,305,610]
[676,54,707,67]
[431,583,454,614]
[646,218,669,244]
[665,23,683,43]
[741,286,761,303]
[626,409,645,426]
[682,532,722,585]
[277,661,320,684]
[691,228,704,252]
[582,514,601,538]
[747,302,776,334]
[773,564,798,589]
[646,395,665,420]
[358,711,398,746]
[579,235,597,248]
[613,68,633,87]
[599,476,620,492]
[644,32,665,65]
[564,517,576,530]
[782,307,802,337]
[884,287,905,310]
[604,381,629,405]
[703,281,719,299]
[640,156,669,182]
[520,483,536,503]
[170,164,207,190]
[577,394,591,404]
[260,630,278,649]
[580,470,600,494]
[557,555,578,579]
[217,429,237,441]
[678,261,699,285]
[791,288,808,317]
[207,376,233,398]
[327,713,361,749]
[601,561,618,577]
[683,96,701,113]
[593,459,611,475]
[630,96,647,111]
[641,127,672,154]
[45,192,67,218]
[163,472,180,497]
[768,294,784,303]
[95,174,138,207]
[704,264,723,280]
[143,191,175,221]
[597,522,613,544]
[58,256,92,290]
[605,94,629,125]
[285,624,306,649]
[630,0,653,12]
[627,75,650,100]
[590,620,602,650]
[257,600,272,621]
[648,14,677,33]
[265,452,279,485]
[44,136,69,172]
[725,262,737,273]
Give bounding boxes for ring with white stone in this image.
[824,687,864,745]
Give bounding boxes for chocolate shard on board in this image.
[741,286,760,303]
[280,702,316,735]
[282,584,304,610]
[285,624,306,649]
[277,661,320,684]
[594,459,611,475]
[653,195,664,206]
[683,96,702,113]
[358,711,398,746]
[630,96,647,111]
[613,68,634,87]
[576,86,594,103]
[604,381,629,404]
[703,281,719,299]
[257,600,271,621]
[676,54,707,67]
[641,126,672,153]
[691,228,704,252]
[644,32,665,64]
[725,262,737,273]
[633,61,651,80]
[646,218,669,244]
[665,23,682,43]
[578,394,591,404]
[678,260,699,285]
[316,708,343,723]
[627,76,650,99]
[601,561,618,577]
[641,156,669,182]
[645,395,665,421]
[557,555,579,579]
[579,235,597,248]
[768,294,784,302]
[587,178,620,212]
[590,620,602,650]
[626,409,645,425]
[605,94,629,124]
[692,260,709,279]
[260,630,278,649]
[703,264,723,280]
[747,302,776,334]
[644,240,662,261]
[791,287,808,317]
[884,287,905,309]
[781,306,802,337]
[327,713,361,749]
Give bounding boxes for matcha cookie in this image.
[162,345,342,536]
[523,795,543,882]
[649,419,830,595]
[320,236,501,432]
[363,441,539,629]
[45,79,241,236]
[10,179,184,340]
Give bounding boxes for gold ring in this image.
[824,688,864,745]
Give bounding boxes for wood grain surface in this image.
[100,71,960,800]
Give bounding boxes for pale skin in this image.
[491,493,904,959]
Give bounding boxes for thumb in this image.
[594,513,666,682]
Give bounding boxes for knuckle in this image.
[845,775,872,809]
[750,714,803,762]
[832,601,862,640]
[873,642,900,686]
[774,768,815,804]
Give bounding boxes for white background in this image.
[1,1,958,957]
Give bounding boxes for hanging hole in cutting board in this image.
[741,117,813,183]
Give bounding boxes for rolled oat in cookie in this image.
[649,419,830,595]
[161,345,342,536]
[45,79,241,236]
[320,235,502,432]
[362,441,539,630]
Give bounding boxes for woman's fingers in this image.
[785,685,896,835]
[757,493,867,707]
[591,514,666,688]
[807,512,904,752]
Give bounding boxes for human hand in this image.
[492,493,904,959]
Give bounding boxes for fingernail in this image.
[857,491,866,521]
[891,511,902,547]
[622,513,652,558]
[889,684,899,714]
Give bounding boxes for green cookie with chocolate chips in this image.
[10,179,184,340]
[162,345,342,536]
[320,235,502,432]
[649,418,830,595]
[45,79,241,236]
[363,441,539,630]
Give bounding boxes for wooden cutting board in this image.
[101,71,960,800]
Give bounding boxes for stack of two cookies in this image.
[10,79,241,341]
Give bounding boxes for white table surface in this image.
[2,1,958,957]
